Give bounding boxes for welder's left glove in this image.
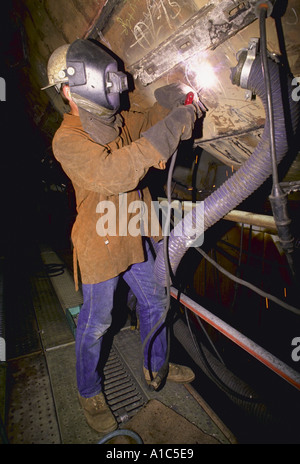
[141,104,198,162]
[154,82,197,110]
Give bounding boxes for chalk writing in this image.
[116,0,182,51]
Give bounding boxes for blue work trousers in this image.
[75,239,167,398]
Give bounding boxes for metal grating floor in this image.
[103,346,147,424]
[112,328,231,444]
[45,343,100,444]
[45,339,149,443]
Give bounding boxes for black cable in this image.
[259,4,296,274]
[230,223,244,313]
[195,247,300,315]
[141,150,178,389]
[192,311,225,365]
[163,150,179,318]
[45,263,65,277]
[259,6,279,188]
[184,308,262,403]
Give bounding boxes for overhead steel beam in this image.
[128,0,258,85]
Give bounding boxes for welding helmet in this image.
[42,39,128,117]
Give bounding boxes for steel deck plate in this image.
[6,353,61,444]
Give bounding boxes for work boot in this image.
[144,363,195,384]
[78,392,117,434]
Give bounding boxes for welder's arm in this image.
[141,104,200,163]
[122,102,170,141]
[53,103,200,196]
[53,129,170,196]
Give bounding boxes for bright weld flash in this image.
[186,59,218,91]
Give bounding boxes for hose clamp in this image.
[239,37,260,91]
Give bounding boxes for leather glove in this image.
[154,82,197,109]
[141,104,198,162]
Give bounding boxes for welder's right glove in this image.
[154,82,197,109]
[141,103,201,162]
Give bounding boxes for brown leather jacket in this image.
[52,103,169,287]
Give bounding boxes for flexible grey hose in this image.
[154,55,300,285]
[98,429,143,444]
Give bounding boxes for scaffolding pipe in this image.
[223,210,277,233]
[170,287,300,390]
[158,198,278,233]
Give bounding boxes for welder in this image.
[43,38,202,434]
